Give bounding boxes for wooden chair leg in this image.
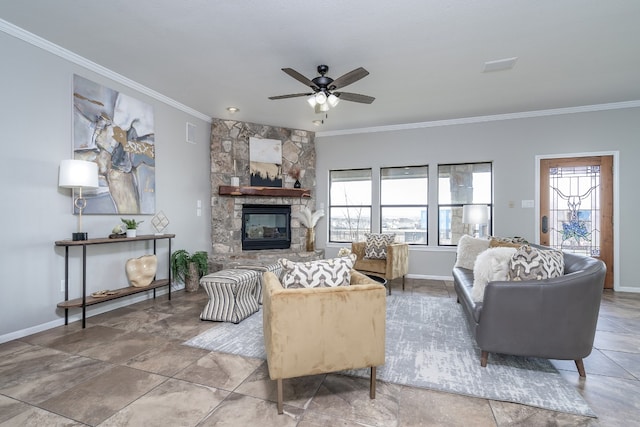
[575,359,586,377]
[370,366,377,399]
[480,351,488,367]
[276,378,283,414]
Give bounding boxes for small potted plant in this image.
[121,218,143,238]
[170,249,209,292]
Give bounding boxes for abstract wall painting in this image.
[249,137,282,187]
[72,75,155,214]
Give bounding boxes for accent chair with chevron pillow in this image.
[364,233,396,259]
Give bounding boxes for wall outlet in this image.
[60,279,65,292]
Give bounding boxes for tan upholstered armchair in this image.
[262,270,386,414]
[351,241,409,292]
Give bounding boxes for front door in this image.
[539,156,614,288]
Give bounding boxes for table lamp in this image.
[462,205,489,238]
[59,159,99,241]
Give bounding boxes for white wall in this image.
[315,107,640,291]
[0,32,212,340]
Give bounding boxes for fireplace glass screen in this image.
[242,204,291,250]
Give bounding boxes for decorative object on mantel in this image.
[170,249,209,292]
[121,218,143,238]
[125,254,157,287]
[288,167,302,188]
[151,211,170,235]
[294,206,325,251]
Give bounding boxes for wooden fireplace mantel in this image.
[219,185,311,198]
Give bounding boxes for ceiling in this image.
[2,1,639,133]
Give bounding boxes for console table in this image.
[55,234,175,328]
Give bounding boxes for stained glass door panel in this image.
[540,156,613,288]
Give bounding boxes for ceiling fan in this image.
[268,65,375,113]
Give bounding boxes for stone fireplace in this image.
[208,119,323,271]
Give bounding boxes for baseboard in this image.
[0,284,183,344]
[614,285,640,293]
[406,273,453,281]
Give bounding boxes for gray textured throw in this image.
[184,294,595,417]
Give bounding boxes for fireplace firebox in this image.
[241,204,291,250]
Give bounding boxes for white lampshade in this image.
[327,93,340,107]
[59,159,99,189]
[315,91,327,105]
[462,205,488,225]
[307,95,317,108]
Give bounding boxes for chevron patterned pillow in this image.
[508,245,564,281]
[279,254,357,288]
[364,233,396,259]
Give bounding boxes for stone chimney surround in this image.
[209,118,322,271]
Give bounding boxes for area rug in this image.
[184,294,595,417]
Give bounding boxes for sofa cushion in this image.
[364,233,396,259]
[508,245,564,281]
[489,237,526,249]
[490,236,528,245]
[454,235,490,270]
[471,247,517,302]
[279,254,356,288]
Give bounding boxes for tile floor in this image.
[1,278,639,426]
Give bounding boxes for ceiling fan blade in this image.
[268,92,313,100]
[330,67,369,90]
[335,92,375,104]
[282,68,317,89]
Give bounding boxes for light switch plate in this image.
[521,200,535,208]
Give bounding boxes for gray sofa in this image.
[453,246,606,376]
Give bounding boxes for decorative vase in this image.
[185,262,200,292]
[294,179,301,188]
[126,229,137,238]
[125,254,157,287]
[305,227,315,252]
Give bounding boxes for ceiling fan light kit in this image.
[269,64,374,113]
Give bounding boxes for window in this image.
[381,166,428,244]
[438,163,492,245]
[329,169,372,242]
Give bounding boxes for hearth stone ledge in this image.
[209,249,325,272]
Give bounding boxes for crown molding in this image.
[0,19,211,123]
[316,100,640,138]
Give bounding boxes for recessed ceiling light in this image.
[482,57,518,73]
[312,120,323,126]
[226,107,239,114]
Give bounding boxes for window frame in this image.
[437,162,493,246]
[328,168,373,243]
[379,165,429,245]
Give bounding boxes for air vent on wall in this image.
[186,122,196,144]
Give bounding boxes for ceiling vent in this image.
[482,57,518,73]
